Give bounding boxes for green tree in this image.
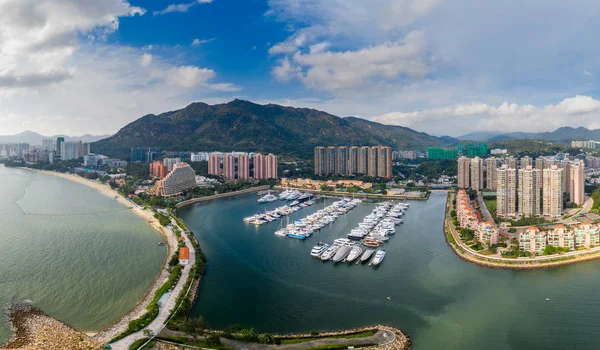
[181,317,207,342]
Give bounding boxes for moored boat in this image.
[346,245,364,262]
[360,249,375,262]
[370,249,386,266]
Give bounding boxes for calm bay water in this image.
[179,192,600,350]
[0,166,165,343]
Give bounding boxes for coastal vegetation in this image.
[111,265,182,342]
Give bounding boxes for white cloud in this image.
[0,0,239,136]
[191,38,216,46]
[153,0,213,16]
[0,0,145,91]
[272,31,430,93]
[584,70,593,77]
[369,95,600,136]
[140,53,152,67]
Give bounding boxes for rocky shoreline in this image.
[1,303,101,350]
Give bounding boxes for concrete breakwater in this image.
[175,185,271,209]
[1,304,101,350]
[275,325,411,350]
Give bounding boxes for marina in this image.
[243,193,315,225]
[180,192,600,350]
[274,198,362,239]
[310,201,408,265]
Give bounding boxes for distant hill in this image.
[0,131,111,145]
[488,126,600,143]
[92,99,457,160]
[457,131,503,141]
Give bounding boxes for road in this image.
[110,224,196,350]
[220,330,396,350]
[476,192,493,222]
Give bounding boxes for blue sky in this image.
[1,0,600,137]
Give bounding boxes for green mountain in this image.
[92,100,456,160]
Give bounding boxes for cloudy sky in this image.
[1,0,600,137]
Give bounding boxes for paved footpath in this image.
[110,224,196,350]
[221,330,395,350]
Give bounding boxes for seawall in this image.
[175,185,271,209]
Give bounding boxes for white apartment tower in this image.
[497,165,517,217]
[458,156,471,189]
[569,160,585,205]
[470,157,484,191]
[543,165,564,219]
[485,157,498,190]
[518,166,540,217]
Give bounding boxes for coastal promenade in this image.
[444,192,600,269]
[272,186,428,201]
[110,222,196,350]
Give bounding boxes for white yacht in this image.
[370,249,386,266]
[258,192,278,203]
[346,246,364,262]
[310,242,329,257]
[320,245,340,261]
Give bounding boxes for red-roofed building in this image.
[179,247,190,266]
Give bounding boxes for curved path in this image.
[110,223,196,350]
[220,330,395,350]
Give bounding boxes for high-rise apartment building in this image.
[314,146,392,178]
[336,146,348,175]
[543,165,563,218]
[60,141,80,161]
[518,166,540,217]
[254,153,265,179]
[367,147,378,177]
[358,147,369,174]
[56,137,65,158]
[535,157,544,191]
[222,154,235,180]
[470,157,484,191]
[376,146,393,178]
[238,154,250,180]
[348,146,359,175]
[43,139,56,152]
[163,158,182,171]
[497,165,517,217]
[569,160,585,205]
[326,147,336,176]
[208,153,221,176]
[457,156,471,189]
[520,156,532,168]
[562,161,571,197]
[485,157,498,190]
[150,160,168,178]
[130,147,159,162]
[505,157,518,169]
[265,154,278,179]
[314,147,326,176]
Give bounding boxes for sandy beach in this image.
[17,168,178,344]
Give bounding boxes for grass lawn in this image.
[484,199,497,215]
[280,331,376,345]
[479,249,495,255]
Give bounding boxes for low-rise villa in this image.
[519,223,600,254]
